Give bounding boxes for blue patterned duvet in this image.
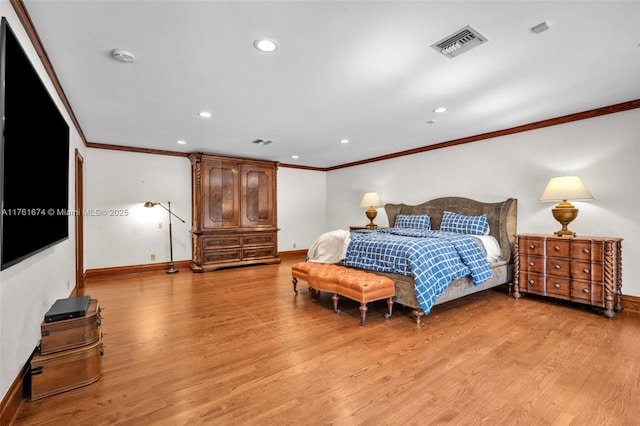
[341,228,492,313]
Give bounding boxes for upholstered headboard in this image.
[384,197,518,263]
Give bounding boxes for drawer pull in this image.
[554,264,561,270]
[528,280,535,285]
[583,288,591,294]
[583,248,590,254]
[554,245,561,251]
[529,262,535,267]
[529,244,535,249]
[554,283,561,288]
[583,268,590,274]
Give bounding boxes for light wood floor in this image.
[14,256,640,425]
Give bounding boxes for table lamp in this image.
[359,192,383,228]
[540,176,593,236]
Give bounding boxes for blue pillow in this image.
[394,214,431,230]
[440,211,490,235]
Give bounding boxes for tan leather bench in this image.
[292,262,395,325]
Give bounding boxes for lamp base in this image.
[553,229,576,237]
[166,264,179,274]
[551,201,579,237]
[365,207,378,228]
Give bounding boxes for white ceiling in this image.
[21,1,640,169]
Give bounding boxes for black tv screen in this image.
[1,18,70,270]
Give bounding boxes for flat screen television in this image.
[0,18,70,270]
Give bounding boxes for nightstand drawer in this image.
[546,277,570,297]
[520,272,545,294]
[545,258,570,277]
[571,241,603,262]
[571,281,604,305]
[546,240,570,258]
[521,255,544,274]
[571,261,602,282]
[519,237,545,256]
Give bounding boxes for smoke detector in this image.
[252,139,273,146]
[431,25,488,58]
[111,49,136,64]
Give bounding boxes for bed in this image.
[344,197,517,322]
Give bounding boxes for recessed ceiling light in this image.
[111,49,135,64]
[433,107,447,113]
[340,139,350,144]
[254,38,279,53]
[198,111,212,118]
[291,155,299,159]
[177,140,187,145]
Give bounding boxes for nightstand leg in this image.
[513,284,521,299]
[513,241,521,299]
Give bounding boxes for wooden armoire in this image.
[189,153,280,272]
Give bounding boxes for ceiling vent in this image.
[252,139,273,146]
[431,25,488,58]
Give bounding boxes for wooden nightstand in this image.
[514,234,623,318]
[349,226,387,231]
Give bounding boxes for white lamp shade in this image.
[360,192,383,208]
[540,176,594,202]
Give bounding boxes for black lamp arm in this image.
[151,202,186,223]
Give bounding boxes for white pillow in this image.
[474,235,502,262]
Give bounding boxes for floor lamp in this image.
[144,201,185,274]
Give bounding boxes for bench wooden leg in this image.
[384,297,394,319]
[309,288,320,302]
[292,276,298,294]
[359,303,368,326]
[332,293,340,314]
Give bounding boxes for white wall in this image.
[83,154,329,269]
[84,150,192,269]
[0,4,85,401]
[277,167,327,251]
[326,109,640,296]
